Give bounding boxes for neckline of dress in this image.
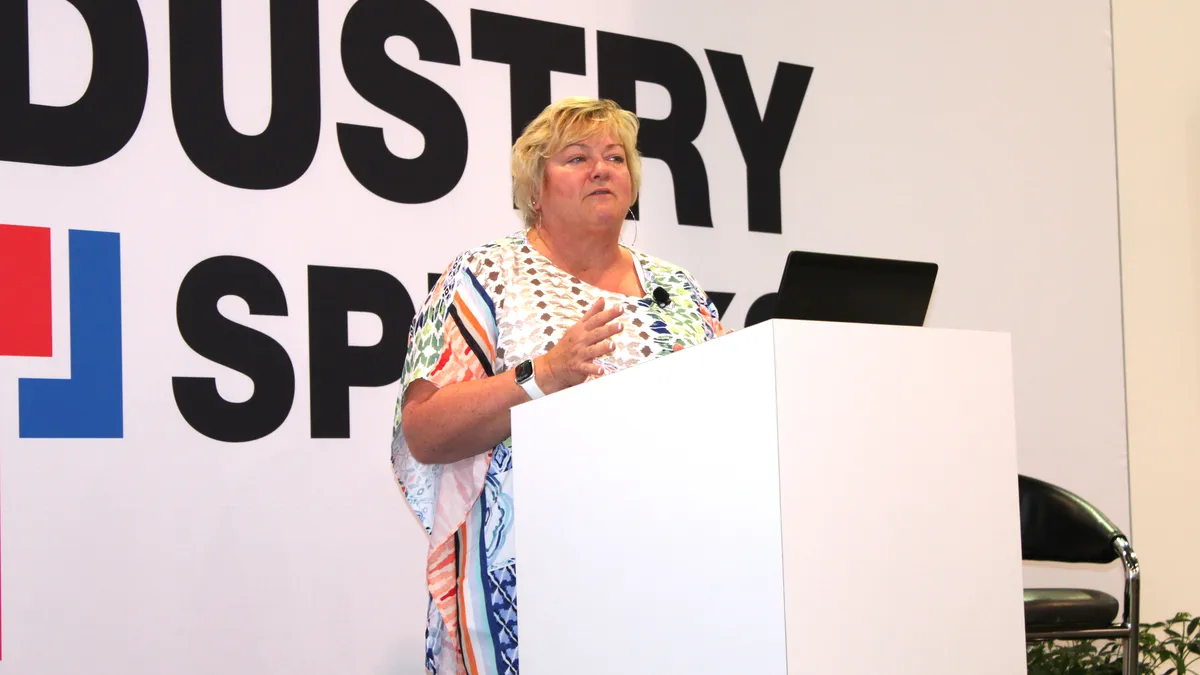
[517,230,652,302]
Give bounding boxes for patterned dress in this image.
[390,230,728,675]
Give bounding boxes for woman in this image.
[391,96,728,675]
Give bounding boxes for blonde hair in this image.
[511,97,642,227]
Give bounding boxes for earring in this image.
[529,200,541,229]
[622,207,638,246]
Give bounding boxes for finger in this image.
[583,302,624,330]
[584,339,617,360]
[584,298,605,318]
[579,359,605,377]
[568,300,605,333]
[582,321,623,346]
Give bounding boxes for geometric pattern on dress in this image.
[481,444,515,568]
[460,233,727,378]
[486,563,519,675]
[425,593,444,675]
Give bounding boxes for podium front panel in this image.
[512,326,789,675]
[773,320,1026,675]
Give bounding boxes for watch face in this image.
[515,360,533,383]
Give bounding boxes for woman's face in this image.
[539,130,632,233]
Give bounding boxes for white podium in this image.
[511,319,1027,675]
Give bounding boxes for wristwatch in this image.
[515,359,547,400]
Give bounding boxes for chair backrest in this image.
[1018,475,1123,564]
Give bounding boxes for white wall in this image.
[1113,0,1200,622]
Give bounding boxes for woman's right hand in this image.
[535,298,624,394]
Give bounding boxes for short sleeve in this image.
[398,256,499,398]
[390,253,500,537]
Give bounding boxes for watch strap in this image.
[517,360,547,400]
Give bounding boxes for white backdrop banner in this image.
[0,0,1126,673]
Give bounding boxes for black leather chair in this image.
[1019,474,1141,675]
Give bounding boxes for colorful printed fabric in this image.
[391,231,728,675]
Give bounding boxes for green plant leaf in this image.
[1028,615,1200,675]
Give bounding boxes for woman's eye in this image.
[567,156,585,164]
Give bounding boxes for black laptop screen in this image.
[772,251,938,327]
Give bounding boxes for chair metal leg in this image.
[1115,537,1140,675]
